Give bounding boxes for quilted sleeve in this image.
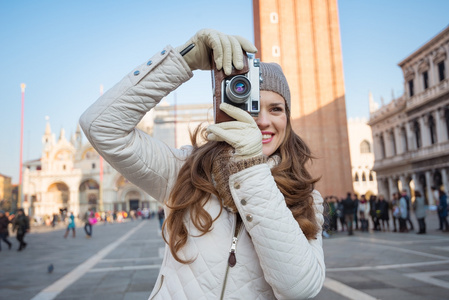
[230,164,325,299]
[79,45,193,202]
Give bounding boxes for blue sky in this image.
[1,0,448,184]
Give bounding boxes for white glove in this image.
[207,103,262,160]
[175,28,257,75]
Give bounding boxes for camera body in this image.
[211,52,261,123]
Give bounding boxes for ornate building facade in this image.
[22,102,212,218]
[369,26,449,204]
[348,118,378,199]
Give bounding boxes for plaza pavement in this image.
[0,211,448,300]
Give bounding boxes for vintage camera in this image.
[211,52,261,123]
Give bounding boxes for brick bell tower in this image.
[253,0,353,197]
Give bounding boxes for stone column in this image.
[394,126,404,155]
[436,108,447,143]
[425,171,434,205]
[406,121,415,151]
[412,173,421,194]
[400,175,410,196]
[442,168,449,195]
[385,130,393,158]
[373,134,382,160]
[429,59,436,87]
[377,178,388,198]
[420,115,431,147]
[388,177,398,197]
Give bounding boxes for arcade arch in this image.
[79,179,99,212]
[47,182,70,211]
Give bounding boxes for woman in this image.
[80,28,325,299]
[398,194,408,233]
[357,195,370,232]
[414,190,427,234]
[63,212,76,238]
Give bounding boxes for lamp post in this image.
[18,83,26,209]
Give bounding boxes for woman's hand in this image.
[207,103,262,160]
[176,28,257,75]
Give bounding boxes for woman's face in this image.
[253,91,288,156]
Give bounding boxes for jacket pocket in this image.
[150,274,165,300]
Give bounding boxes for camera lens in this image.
[234,82,247,94]
[226,75,251,104]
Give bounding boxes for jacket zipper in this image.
[220,214,243,300]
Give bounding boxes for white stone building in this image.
[22,102,213,219]
[368,25,449,204]
[347,117,378,199]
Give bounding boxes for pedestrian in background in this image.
[0,210,12,251]
[401,189,415,231]
[391,193,399,232]
[157,207,165,230]
[325,196,338,233]
[378,195,390,232]
[64,212,76,238]
[352,193,359,230]
[357,195,370,232]
[343,192,355,236]
[83,209,94,238]
[437,188,449,232]
[12,208,30,251]
[337,198,346,232]
[398,192,408,233]
[369,195,379,231]
[414,190,427,234]
[51,213,58,227]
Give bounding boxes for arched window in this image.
[360,140,371,153]
[414,120,421,149]
[362,172,366,182]
[369,171,374,181]
[354,173,359,182]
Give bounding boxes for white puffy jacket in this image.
[79,45,325,300]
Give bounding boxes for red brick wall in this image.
[253,0,353,197]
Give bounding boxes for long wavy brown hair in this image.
[162,111,320,264]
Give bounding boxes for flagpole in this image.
[18,83,26,209]
[99,84,104,213]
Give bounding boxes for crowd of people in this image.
[0,208,30,252]
[323,186,449,236]
[0,206,166,251]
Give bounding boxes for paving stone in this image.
[1,214,449,299]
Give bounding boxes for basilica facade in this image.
[22,101,213,219]
[369,25,449,204]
